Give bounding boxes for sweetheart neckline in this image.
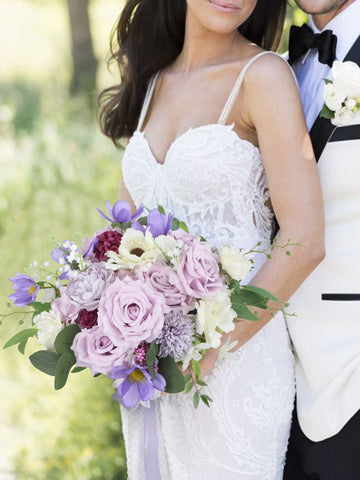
[133,123,260,167]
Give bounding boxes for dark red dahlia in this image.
[76,309,98,329]
[94,230,123,261]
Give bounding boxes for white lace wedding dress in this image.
[121,52,295,480]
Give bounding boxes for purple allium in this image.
[110,364,166,408]
[76,309,98,329]
[156,310,194,361]
[133,209,173,238]
[8,273,40,307]
[97,200,144,224]
[94,230,123,261]
[66,263,115,311]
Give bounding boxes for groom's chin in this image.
[294,0,352,15]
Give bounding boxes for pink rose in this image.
[71,326,132,376]
[97,277,165,347]
[176,237,225,299]
[148,263,195,313]
[52,287,80,325]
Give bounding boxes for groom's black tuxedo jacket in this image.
[308,34,360,302]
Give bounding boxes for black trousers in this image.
[283,408,360,480]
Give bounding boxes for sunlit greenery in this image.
[0,2,305,479]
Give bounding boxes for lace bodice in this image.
[122,52,276,252]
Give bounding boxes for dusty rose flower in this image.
[148,263,195,312]
[52,286,81,325]
[97,276,165,347]
[66,263,115,311]
[71,326,132,376]
[94,230,123,261]
[176,237,225,299]
[76,309,98,329]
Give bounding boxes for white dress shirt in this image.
[292,0,360,129]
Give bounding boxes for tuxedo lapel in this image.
[310,34,360,162]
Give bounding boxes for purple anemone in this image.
[97,200,144,224]
[8,273,40,307]
[133,208,173,238]
[110,364,166,408]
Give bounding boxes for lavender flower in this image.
[156,310,194,361]
[66,263,114,311]
[110,364,166,408]
[133,208,173,238]
[97,200,144,224]
[51,240,79,263]
[8,273,40,307]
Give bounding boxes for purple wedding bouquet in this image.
[4,201,280,408]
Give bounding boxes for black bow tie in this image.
[288,23,337,67]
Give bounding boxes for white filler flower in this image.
[196,291,237,348]
[219,246,252,281]
[106,228,163,271]
[33,310,64,350]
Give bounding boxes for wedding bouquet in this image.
[4,200,281,409]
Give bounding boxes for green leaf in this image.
[231,289,268,309]
[184,382,194,394]
[54,324,81,355]
[179,221,189,233]
[54,352,76,390]
[324,78,333,85]
[184,373,192,383]
[193,391,200,408]
[29,350,59,376]
[201,394,213,407]
[243,285,280,303]
[71,366,86,374]
[157,205,165,214]
[230,300,260,322]
[18,340,28,355]
[136,217,147,226]
[192,361,201,380]
[320,103,334,120]
[171,217,180,231]
[158,356,185,393]
[32,302,52,313]
[3,328,38,349]
[196,379,207,387]
[146,341,159,380]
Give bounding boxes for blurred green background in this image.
[0,1,307,479]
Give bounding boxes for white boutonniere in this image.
[320,60,360,127]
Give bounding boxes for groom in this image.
[284,0,360,478]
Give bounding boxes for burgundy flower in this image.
[94,230,123,261]
[77,309,98,329]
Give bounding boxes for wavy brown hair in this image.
[98,0,286,146]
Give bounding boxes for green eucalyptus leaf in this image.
[29,350,59,376]
[185,382,194,394]
[179,221,189,233]
[193,391,200,408]
[71,366,86,374]
[243,285,280,303]
[18,340,28,355]
[157,205,165,214]
[192,361,201,380]
[3,328,38,349]
[54,352,76,390]
[230,300,260,322]
[158,356,185,393]
[196,379,207,387]
[146,341,159,380]
[171,218,180,231]
[184,373,192,383]
[32,302,52,313]
[231,289,268,309]
[54,324,81,355]
[201,394,213,407]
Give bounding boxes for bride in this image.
[99,0,325,478]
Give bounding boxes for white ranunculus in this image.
[196,291,237,348]
[219,246,252,281]
[33,310,64,350]
[332,105,360,127]
[323,82,346,112]
[333,60,360,98]
[106,228,163,271]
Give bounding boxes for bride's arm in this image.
[201,54,325,375]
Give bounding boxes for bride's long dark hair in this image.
[98,0,286,145]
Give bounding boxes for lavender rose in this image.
[66,263,114,311]
[148,263,195,313]
[97,276,165,347]
[71,326,132,376]
[176,237,225,299]
[52,286,80,325]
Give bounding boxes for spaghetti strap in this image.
[218,51,282,125]
[137,72,160,131]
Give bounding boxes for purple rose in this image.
[52,286,81,325]
[66,263,115,311]
[97,276,165,347]
[176,237,225,299]
[71,326,132,376]
[148,263,195,313]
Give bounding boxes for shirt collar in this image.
[309,1,360,61]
